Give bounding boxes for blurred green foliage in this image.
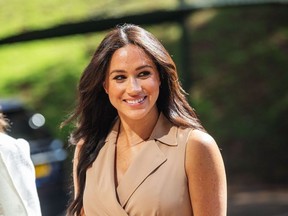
[0,3,287,184]
[189,5,288,184]
[0,0,177,38]
[0,24,181,139]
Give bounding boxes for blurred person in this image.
[64,24,227,216]
[0,113,42,216]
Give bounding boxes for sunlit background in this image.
[0,0,288,215]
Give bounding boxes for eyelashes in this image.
[113,75,126,81]
[138,71,151,77]
[112,71,152,81]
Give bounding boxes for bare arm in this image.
[72,140,86,215]
[185,130,227,216]
[73,140,84,198]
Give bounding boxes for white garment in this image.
[0,132,42,216]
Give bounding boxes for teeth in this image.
[126,97,145,104]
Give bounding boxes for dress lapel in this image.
[116,138,167,207]
[116,113,178,207]
[87,119,129,216]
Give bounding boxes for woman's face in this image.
[104,44,161,121]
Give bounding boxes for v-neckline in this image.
[114,121,146,188]
[104,113,175,207]
[114,120,121,189]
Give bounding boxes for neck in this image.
[118,111,160,147]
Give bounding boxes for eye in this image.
[113,75,126,81]
[138,71,151,78]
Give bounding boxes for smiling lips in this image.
[124,96,146,105]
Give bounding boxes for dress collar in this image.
[105,112,178,146]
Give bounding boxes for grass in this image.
[0,0,178,39]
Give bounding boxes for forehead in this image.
[109,44,154,69]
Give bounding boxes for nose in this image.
[127,77,142,95]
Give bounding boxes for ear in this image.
[103,81,108,94]
[157,71,162,86]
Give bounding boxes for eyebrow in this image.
[109,64,153,75]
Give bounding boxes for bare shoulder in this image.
[186,129,219,156]
[76,139,85,146]
[185,128,226,186]
[74,139,85,160]
[185,129,227,215]
[76,139,85,150]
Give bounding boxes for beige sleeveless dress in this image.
[83,113,193,216]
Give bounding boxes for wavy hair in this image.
[64,23,204,216]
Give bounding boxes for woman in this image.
[64,24,227,216]
[0,113,42,216]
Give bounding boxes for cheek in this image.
[104,79,116,93]
[110,84,124,92]
[146,81,160,95]
[106,83,124,100]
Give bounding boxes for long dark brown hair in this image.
[63,23,204,216]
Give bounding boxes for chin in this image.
[119,110,151,121]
